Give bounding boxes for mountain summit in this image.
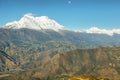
[4,14,64,31]
[2,14,120,36]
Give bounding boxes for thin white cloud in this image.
[25,13,33,16]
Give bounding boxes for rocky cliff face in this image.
[0,50,18,72]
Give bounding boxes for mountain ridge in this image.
[1,47,120,80]
[2,14,120,36]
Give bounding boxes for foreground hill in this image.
[0,47,120,80]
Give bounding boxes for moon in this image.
[68,1,71,4]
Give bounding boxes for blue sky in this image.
[0,0,120,30]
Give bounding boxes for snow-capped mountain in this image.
[85,27,120,36]
[4,14,64,31]
[2,14,120,36]
[75,27,120,36]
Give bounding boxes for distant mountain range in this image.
[2,14,120,36]
[1,14,120,48]
[0,14,120,80]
